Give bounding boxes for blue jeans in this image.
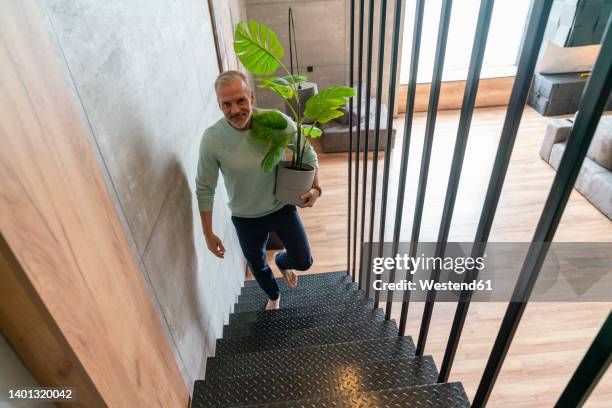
[231,205,313,300]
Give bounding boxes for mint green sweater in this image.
[196,109,318,218]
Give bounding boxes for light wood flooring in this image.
[261,106,611,407]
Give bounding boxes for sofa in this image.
[320,84,396,153]
[539,115,612,220]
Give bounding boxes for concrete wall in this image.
[36,0,245,390]
[244,0,402,112]
[0,334,53,408]
[210,0,248,71]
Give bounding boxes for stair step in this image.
[193,356,438,407]
[215,320,398,356]
[234,289,365,313]
[242,270,348,289]
[229,298,374,325]
[238,282,358,304]
[231,382,471,407]
[224,308,383,338]
[205,336,416,379]
[240,274,351,296]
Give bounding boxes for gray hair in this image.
[214,70,250,92]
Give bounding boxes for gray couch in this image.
[320,84,396,153]
[539,115,612,220]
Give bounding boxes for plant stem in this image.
[299,120,318,169]
[279,61,303,168]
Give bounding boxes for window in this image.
[400,0,532,84]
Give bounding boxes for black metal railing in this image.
[347,0,354,281]
[346,0,612,405]
[439,0,555,383]
[366,0,387,306]
[351,0,366,286]
[358,0,376,293]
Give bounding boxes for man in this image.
[196,70,321,310]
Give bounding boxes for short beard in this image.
[229,112,251,130]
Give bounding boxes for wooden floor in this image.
[262,106,611,407]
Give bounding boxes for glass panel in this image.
[400,0,532,83]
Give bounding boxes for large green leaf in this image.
[282,75,308,85]
[303,86,356,123]
[234,20,284,75]
[300,125,323,139]
[261,146,285,172]
[250,110,292,147]
[258,77,293,99]
[258,75,308,99]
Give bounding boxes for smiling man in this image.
[196,70,321,310]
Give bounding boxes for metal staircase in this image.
[191,0,611,405]
[191,271,470,407]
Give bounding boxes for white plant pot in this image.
[275,161,315,205]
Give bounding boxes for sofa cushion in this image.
[539,118,573,161]
[549,142,608,195]
[586,116,612,170]
[589,170,612,219]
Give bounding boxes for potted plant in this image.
[233,20,355,205]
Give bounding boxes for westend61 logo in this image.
[371,253,486,275]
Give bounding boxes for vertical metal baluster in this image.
[472,18,612,407]
[353,0,365,287]
[387,0,426,323]
[378,0,406,316]
[438,0,554,383]
[554,312,612,408]
[397,0,453,332]
[358,0,376,297]
[348,0,355,278]
[368,0,387,308]
[416,0,496,356]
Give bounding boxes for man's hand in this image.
[205,233,225,258]
[201,211,225,258]
[298,188,320,208]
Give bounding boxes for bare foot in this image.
[266,295,280,310]
[274,252,298,288]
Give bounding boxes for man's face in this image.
[216,79,254,130]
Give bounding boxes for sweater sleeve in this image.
[195,130,219,212]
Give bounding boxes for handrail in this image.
[344,3,611,406]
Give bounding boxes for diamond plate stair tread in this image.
[215,320,398,355]
[236,285,361,311]
[238,282,358,304]
[205,336,416,379]
[234,289,366,313]
[223,308,384,338]
[240,274,351,296]
[229,298,374,325]
[242,271,348,289]
[236,382,470,408]
[193,356,438,407]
